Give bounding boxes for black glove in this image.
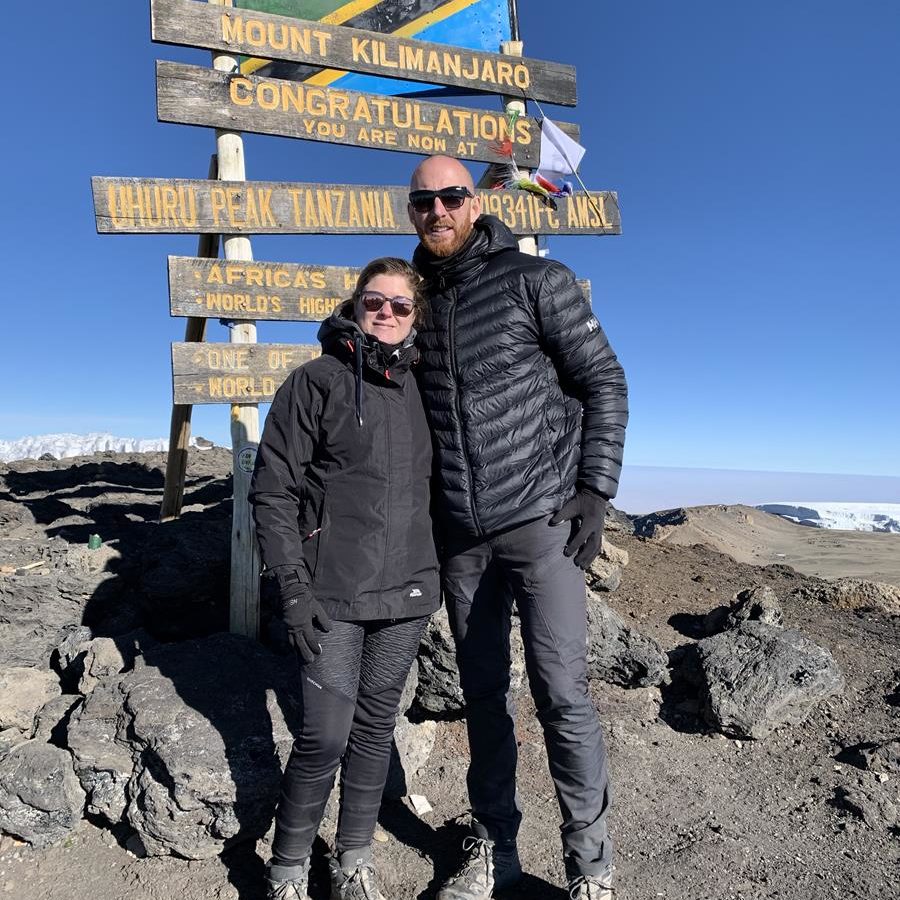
[263,566,332,663]
[549,488,608,570]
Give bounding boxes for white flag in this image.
[538,117,586,181]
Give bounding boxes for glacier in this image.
[0,432,208,464]
[757,502,900,534]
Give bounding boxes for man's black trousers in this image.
[271,616,427,867]
[442,515,612,878]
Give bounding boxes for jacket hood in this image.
[317,300,417,427]
[413,214,518,287]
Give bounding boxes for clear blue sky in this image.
[3,1,898,478]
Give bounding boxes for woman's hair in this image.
[351,257,425,325]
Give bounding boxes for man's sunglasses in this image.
[408,186,474,213]
[358,291,416,317]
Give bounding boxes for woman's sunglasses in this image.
[408,186,474,213]
[358,291,416,317]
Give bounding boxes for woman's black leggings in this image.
[271,615,428,866]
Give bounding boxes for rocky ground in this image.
[0,450,898,900]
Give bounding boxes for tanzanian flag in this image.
[233,0,514,97]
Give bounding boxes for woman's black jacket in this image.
[250,305,439,622]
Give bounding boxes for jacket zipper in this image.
[447,290,484,537]
[379,389,393,596]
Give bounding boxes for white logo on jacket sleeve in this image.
[586,316,600,333]
[409,588,423,598]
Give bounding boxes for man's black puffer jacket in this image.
[250,303,440,621]
[414,214,628,538]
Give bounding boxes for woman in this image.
[250,257,439,900]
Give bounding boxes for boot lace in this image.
[450,836,491,883]
[342,861,381,899]
[568,875,614,899]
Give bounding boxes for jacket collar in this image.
[413,214,518,289]
[317,301,417,379]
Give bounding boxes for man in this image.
[408,155,628,900]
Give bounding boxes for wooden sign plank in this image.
[169,256,359,321]
[150,0,576,106]
[93,178,621,236]
[156,62,579,166]
[172,341,319,404]
[168,256,591,322]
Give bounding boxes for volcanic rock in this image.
[697,621,844,739]
[586,592,667,688]
[0,668,61,735]
[414,606,463,715]
[802,578,900,616]
[704,585,784,635]
[0,741,85,848]
[68,632,297,858]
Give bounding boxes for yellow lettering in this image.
[268,22,289,51]
[353,95,372,123]
[179,186,198,227]
[290,24,311,54]
[312,30,331,56]
[229,77,253,107]
[245,19,266,47]
[329,91,350,120]
[221,15,244,45]
[403,45,424,72]
[280,81,304,114]
[441,51,460,77]
[352,36,371,64]
[436,108,454,135]
[316,190,334,227]
[333,191,346,226]
[289,188,303,225]
[209,187,225,225]
[225,187,244,226]
[304,190,319,227]
[361,191,376,226]
[257,82,279,110]
[348,192,361,228]
[382,192,395,228]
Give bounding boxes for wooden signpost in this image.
[94,0,619,640]
[157,61,580,165]
[93,177,619,235]
[168,256,359,321]
[150,0,577,105]
[172,341,320,403]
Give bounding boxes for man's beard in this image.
[420,216,474,258]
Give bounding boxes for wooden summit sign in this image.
[168,256,359,321]
[156,62,579,165]
[150,0,576,105]
[168,255,592,322]
[93,178,620,235]
[172,341,319,404]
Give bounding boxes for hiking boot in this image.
[436,824,522,899]
[265,858,311,900]
[328,847,387,900]
[567,874,614,900]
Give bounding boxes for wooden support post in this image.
[160,154,220,523]
[210,0,260,639]
[500,39,538,258]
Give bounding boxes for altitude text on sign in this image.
[157,62,578,165]
[149,0,576,106]
[172,342,319,404]
[93,178,619,236]
[168,256,360,320]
